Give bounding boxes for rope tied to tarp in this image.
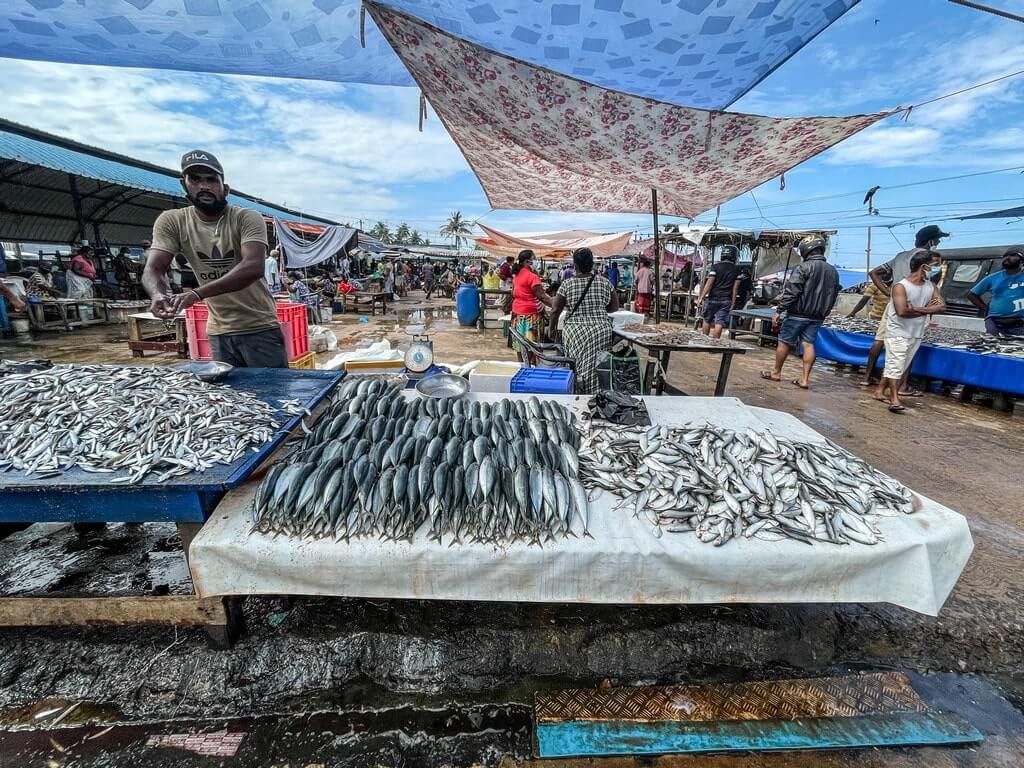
[359,3,366,48]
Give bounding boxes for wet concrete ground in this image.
[0,294,1022,766]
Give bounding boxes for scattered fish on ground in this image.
[619,323,750,349]
[0,364,300,483]
[580,422,914,546]
[825,316,1024,359]
[252,380,590,545]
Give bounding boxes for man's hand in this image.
[172,289,201,314]
[772,312,781,331]
[150,293,176,319]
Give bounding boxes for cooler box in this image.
[469,361,523,393]
[510,367,575,395]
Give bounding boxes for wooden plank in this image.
[0,596,227,627]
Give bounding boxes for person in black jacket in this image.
[761,235,840,389]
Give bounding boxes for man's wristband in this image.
[190,288,203,302]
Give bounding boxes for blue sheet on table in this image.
[815,328,1024,396]
[0,368,344,523]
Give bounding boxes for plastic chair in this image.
[507,325,578,380]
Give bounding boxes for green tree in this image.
[439,211,472,250]
[369,221,391,242]
[394,223,412,244]
[409,230,423,246]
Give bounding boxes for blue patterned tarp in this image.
[0,1,858,108]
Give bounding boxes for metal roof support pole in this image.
[652,188,661,325]
[68,174,86,245]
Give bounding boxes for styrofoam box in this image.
[469,360,524,393]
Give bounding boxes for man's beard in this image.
[188,192,228,216]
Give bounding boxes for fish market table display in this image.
[614,324,751,396]
[192,385,973,616]
[0,364,344,523]
[26,297,109,331]
[816,319,1024,397]
[0,363,343,645]
[728,307,779,346]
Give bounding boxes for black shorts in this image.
[209,327,288,368]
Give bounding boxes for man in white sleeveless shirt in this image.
[874,250,945,413]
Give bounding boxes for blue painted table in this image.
[0,367,344,524]
[815,327,1024,397]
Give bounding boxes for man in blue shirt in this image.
[968,246,1024,336]
[606,262,620,287]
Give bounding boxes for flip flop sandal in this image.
[791,380,809,390]
[888,404,907,413]
[760,370,781,381]
[898,389,924,397]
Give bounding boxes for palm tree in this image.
[394,223,411,244]
[369,221,391,243]
[439,211,473,250]
[409,230,423,246]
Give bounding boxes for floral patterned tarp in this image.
[367,2,897,219]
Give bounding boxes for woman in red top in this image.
[511,250,552,350]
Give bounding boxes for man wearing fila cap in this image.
[142,150,286,367]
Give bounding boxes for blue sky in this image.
[2,0,1024,268]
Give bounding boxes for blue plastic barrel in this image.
[455,283,480,327]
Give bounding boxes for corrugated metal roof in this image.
[0,119,334,237]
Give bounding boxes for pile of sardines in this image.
[581,423,913,547]
[0,364,292,483]
[252,379,590,545]
[826,316,1024,359]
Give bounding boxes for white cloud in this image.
[825,125,942,166]
[0,59,472,223]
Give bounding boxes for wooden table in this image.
[27,298,109,331]
[127,311,188,358]
[614,328,749,397]
[0,369,343,647]
[338,291,388,316]
[729,307,778,346]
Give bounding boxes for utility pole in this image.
[652,188,661,324]
[865,226,872,275]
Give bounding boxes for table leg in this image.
[715,353,735,397]
[657,350,670,395]
[127,316,144,358]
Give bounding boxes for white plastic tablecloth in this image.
[190,396,973,615]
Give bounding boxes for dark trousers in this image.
[209,327,288,368]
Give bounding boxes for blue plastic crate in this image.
[510,367,575,395]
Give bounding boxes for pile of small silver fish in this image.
[825,316,1024,359]
[0,364,298,483]
[620,324,749,349]
[253,379,591,545]
[580,423,913,547]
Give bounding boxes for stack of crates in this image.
[185,300,310,364]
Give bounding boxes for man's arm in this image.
[892,283,941,318]
[967,277,990,314]
[142,249,176,318]
[848,294,871,317]
[869,263,893,296]
[775,264,807,315]
[695,275,715,304]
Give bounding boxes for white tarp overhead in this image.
[274,219,356,269]
[191,395,973,616]
[473,224,633,260]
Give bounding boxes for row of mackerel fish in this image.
[252,378,590,545]
[580,422,915,547]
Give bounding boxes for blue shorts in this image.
[701,298,732,327]
[778,316,823,348]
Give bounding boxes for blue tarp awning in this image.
[0,1,859,109]
[960,205,1024,220]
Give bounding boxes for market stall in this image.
[815,327,1024,397]
[614,325,751,396]
[191,392,972,616]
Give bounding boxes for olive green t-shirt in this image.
[151,205,278,336]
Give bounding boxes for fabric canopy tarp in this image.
[0,1,858,110]
[473,224,632,259]
[960,205,1024,220]
[274,219,356,269]
[368,3,893,220]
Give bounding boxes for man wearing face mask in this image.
[968,246,1024,336]
[142,150,286,367]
